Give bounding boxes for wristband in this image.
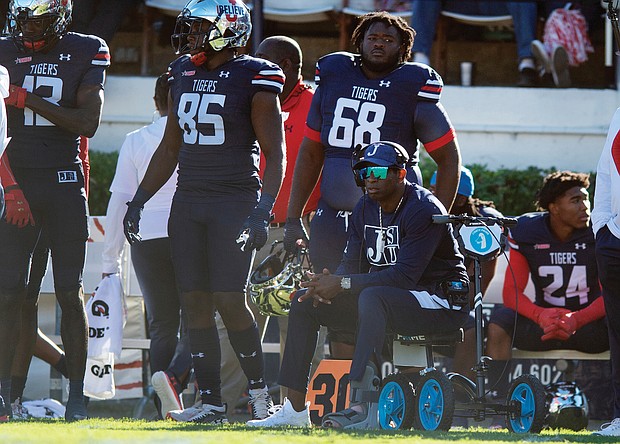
[128,186,153,208]
[256,192,276,213]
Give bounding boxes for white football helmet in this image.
[6,0,72,52]
[171,0,252,54]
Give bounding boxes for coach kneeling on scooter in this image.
[246,141,470,428]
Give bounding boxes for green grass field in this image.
[0,420,616,444]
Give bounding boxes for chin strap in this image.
[191,52,208,66]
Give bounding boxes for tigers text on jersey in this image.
[508,212,600,310]
[306,52,454,163]
[0,33,109,169]
[167,54,284,203]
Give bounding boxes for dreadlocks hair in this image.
[351,11,415,64]
[535,170,590,211]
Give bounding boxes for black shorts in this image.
[489,305,609,353]
[168,199,255,293]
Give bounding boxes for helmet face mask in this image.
[171,0,251,55]
[249,242,309,317]
[6,0,72,53]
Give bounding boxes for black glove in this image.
[123,203,143,245]
[237,193,275,252]
[283,217,309,254]
[123,187,151,245]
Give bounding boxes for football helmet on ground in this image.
[249,241,310,317]
[171,0,251,55]
[6,0,72,53]
[545,381,589,431]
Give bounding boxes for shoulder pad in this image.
[315,52,358,85]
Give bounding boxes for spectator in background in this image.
[531,4,594,88]
[410,1,568,87]
[591,108,620,437]
[217,35,326,410]
[486,171,608,428]
[102,72,191,420]
[71,0,141,44]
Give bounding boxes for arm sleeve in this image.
[573,295,606,327]
[102,138,140,274]
[79,136,90,198]
[101,190,132,274]
[502,247,542,321]
[0,152,18,188]
[592,130,614,235]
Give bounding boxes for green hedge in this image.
[89,150,118,216]
[88,150,594,218]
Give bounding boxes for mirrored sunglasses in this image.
[358,166,389,180]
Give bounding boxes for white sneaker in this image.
[151,371,183,418]
[593,418,620,436]
[11,398,31,420]
[167,403,228,424]
[248,387,274,420]
[531,39,550,76]
[551,45,571,88]
[246,397,311,427]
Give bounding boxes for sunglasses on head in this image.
[357,166,390,180]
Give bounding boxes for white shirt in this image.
[592,107,620,240]
[0,65,9,160]
[102,116,177,274]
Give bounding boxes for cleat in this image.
[593,418,620,436]
[11,398,31,420]
[248,387,274,420]
[152,371,183,418]
[167,403,228,424]
[246,398,311,427]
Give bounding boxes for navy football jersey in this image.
[307,52,454,211]
[0,33,109,168]
[336,182,467,292]
[508,212,600,310]
[168,54,284,203]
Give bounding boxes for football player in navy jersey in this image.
[486,171,608,412]
[123,0,285,424]
[283,11,461,358]
[248,141,468,428]
[0,0,109,422]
